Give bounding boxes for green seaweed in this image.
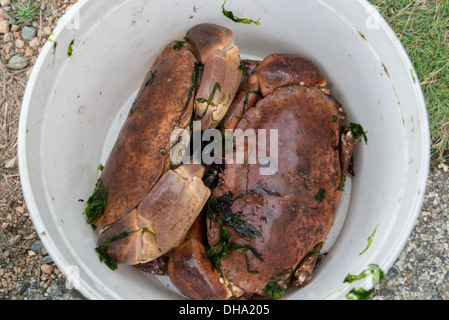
[82,179,108,225]
[67,39,75,57]
[195,82,222,121]
[222,0,261,26]
[145,70,157,87]
[173,39,186,50]
[359,226,378,255]
[208,191,261,239]
[262,281,285,300]
[95,230,137,270]
[349,122,368,145]
[314,188,327,202]
[205,192,263,271]
[344,264,385,300]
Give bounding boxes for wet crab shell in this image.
[208,85,343,296]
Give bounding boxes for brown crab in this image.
[85,23,242,267]
[166,54,359,300]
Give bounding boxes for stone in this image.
[15,280,30,296]
[438,163,449,173]
[43,26,52,36]
[46,282,62,298]
[0,7,10,20]
[14,38,24,49]
[3,41,13,54]
[25,46,34,57]
[8,234,21,246]
[41,255,53,265]
[21,26,36,41]
[30,240,44,254]
[3,32,10,42]
[0,0,12,7]
[28,36,40,49]
[4,156,17,168]
[41,264,54,275]
[7,54,29,70]
[15,206,24,214]
[0,18,9,33]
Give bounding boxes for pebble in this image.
[8,234,22,246]
[14,38,24,49]
[43,26,52,36]
[0,18,9,33]
[0,7,9,17]
[16,281,30,296]
[41,264,54,275]
[6,54,28,70]
[21,26,36,41]
[1,0,11,7]
[41,255,53,264]
[25,46,34,57]
[28,37,40,49]
[30,240,45,255]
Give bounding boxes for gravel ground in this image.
[0,0,83,301]
[0,0,448,300]
[371,161,449,300]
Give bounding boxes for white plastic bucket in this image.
[18,0,430,300]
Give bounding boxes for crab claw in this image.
[254,54,327,96]
[168,237,242,300]
[185,23,235,65]
[194,47,242,131]
[186,23,242,131]
[96,164,210,266]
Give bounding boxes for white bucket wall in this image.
[18,0,429,300]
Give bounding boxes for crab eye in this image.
[159,149,167,156]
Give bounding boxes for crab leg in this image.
[223,74,262,130]
[340,129,357,177]
[289,243,323,288]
